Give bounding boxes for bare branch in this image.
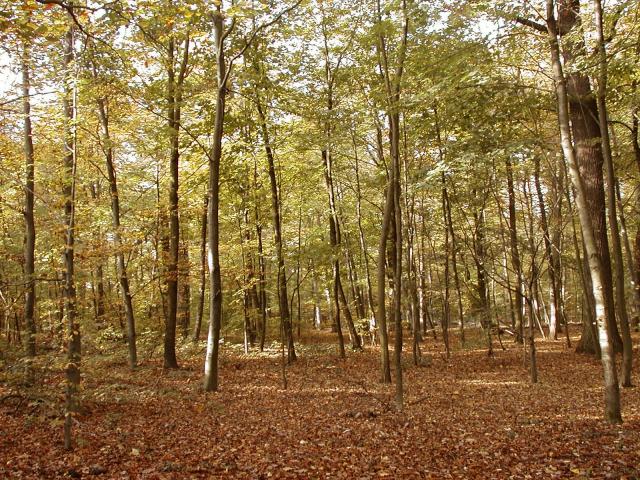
[515,16,546,33]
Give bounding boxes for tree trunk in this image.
[592,0,632,387]
[546,2,621,422]
[505,156,525,343]
[203,10,225,391]
[62,25,81,450]
[353,133,376,324]
[558,0,622,353]
[164,36,189,369]
[615,179,640,333]
[94,92,137,367]
[21,35,36,358]
[441,175,451,358]
[534,156,564,342]
[474,205,492,356]
[256,98,296,363]
[193,194,208,342]
[179,231,191,339]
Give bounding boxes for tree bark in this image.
[62,24,81,450]
[256,97,296,363]
[557,0,622,353]
[204,10,225,391]
[534,155,565,342]
[94,90,137,368]
[164,36,189,369]
[21,35,36,358]
[505,156,524,343]
[545,1,621,422]
[592,0,632,387]
[193,194,208,342]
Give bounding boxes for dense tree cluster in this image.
[1,0,639,447]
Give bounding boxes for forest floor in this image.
[1,329,640,479]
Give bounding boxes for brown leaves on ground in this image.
[1,330,640,479]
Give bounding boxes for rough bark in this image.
[546,1,621,422]
[558,0,622,353]
[592,0,632,386]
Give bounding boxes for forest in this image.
[1,0,640,477]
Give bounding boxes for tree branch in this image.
[515,17,546,33]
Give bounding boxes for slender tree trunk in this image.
[375,0,408,401]
[256,98,296,363]
[353,134,376,324]
[95,88,138,368]
[391,109,403,411]
[179,230,191,339]
[193,194,208,342]
[592,0,633,387]
[546,2,621,422]
[21,36,36,358]
[295,204,302,339]
[62,25,80,450]
[615,179,640,332]
[376,181,393,383]
[557,0,622,353]
[550,152,571,346]
[320,36,361,352]
[505,156,524,343]
[524,179,539,383]
[204,10,225,391]
[534,156,564,342]
[474,202,492,355]
[631,105,640,330]
[164,37,189,369]
[441,176,451,358]
[256,193,268,351]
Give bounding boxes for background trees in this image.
[0,0,638,437]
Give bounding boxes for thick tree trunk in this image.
[546,2,621,422]
[592,0,632,387]
[558,0,622,353]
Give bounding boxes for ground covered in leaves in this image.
[2,329,640,479]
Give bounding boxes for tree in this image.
[543,0,622,423]
[21,23,36,359]
[61,20,81,450]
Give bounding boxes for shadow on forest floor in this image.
[1,328,640,479]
